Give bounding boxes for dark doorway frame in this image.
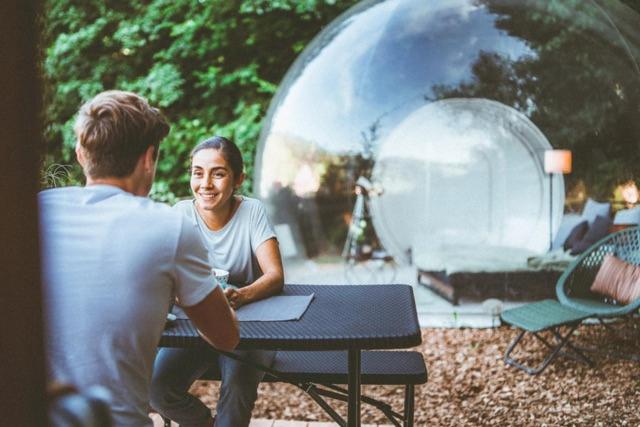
[0,2,47,425]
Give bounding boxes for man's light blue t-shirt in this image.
[40,185,215,427]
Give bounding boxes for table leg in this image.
[347,348,361,427]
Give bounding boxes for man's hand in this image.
[183,286,239,351]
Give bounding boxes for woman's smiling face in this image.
[190,148,242,212]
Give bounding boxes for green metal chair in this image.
[501,226,640,375]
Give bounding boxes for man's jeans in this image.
[150,347,275,427]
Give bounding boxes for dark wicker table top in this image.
[160,284,422,351]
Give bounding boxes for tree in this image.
[41,0,358,201]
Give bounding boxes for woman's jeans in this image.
[150,347,276,427]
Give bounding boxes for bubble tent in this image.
[371,98,553,264]
[254,0,640,268]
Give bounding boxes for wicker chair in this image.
[501,226,640,375]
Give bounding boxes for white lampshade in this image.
[544,149,572,174]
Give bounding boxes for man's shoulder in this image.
[126,194,173,213]
[240,196,266,212]
[39,186,179,223]
[38,186,82,201]
[118,196,185,232]
[172,199,197,223]
[173,199,194,212]
[38,186,91,211]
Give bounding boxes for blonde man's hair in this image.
[74,90,169,178]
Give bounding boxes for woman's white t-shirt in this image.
[173,196,277,286]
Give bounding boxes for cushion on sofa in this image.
[581,198,610,225]
[590,254,640,304]
[563,220,589,251]
[613,206,640,225]
[570,215,611,255]
[551,214,583,250]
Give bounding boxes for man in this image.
[40,90,239,427]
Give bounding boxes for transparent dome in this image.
[255,0,640,263]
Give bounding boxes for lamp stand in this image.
[549,174,553,251]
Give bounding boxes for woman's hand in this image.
[224,287,249,309]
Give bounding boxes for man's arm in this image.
[182,286,240,352]
[173,213,239,352]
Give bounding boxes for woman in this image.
[151,136,284,427]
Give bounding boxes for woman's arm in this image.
[224,238,284,309]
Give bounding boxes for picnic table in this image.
[160,284,423,427]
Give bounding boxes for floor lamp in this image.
[544,149,572,250]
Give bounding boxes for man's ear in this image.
[75,144,86,167]
[142,145,156,173]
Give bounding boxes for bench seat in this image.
[200,350,427,385]
[161,350,427,426]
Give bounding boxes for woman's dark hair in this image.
[190,135,244,178]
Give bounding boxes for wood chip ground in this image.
[190,322,640,426]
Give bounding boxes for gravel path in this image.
[191,323,640,426]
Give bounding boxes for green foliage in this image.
[41,0,357,200]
